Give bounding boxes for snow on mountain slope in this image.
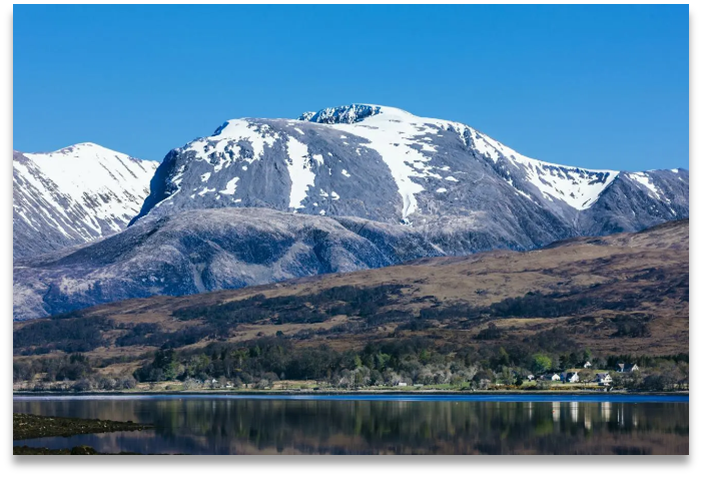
[302,104,620,213]
[13,143,158,259]
[130,104,687,241]
[466,127,618,210]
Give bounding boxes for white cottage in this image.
[561,372,579,383]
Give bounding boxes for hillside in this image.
[13,219,688,388]
[13,207,544,320]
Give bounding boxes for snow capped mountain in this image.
[131,104,687,238]
[12,105,688,319]
[13,143,159,259]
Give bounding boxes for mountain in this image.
[131,104,688,242]
[14,219,689,365]
[13,143,159,259]
[12,105,688,320]
[13,207,527,320]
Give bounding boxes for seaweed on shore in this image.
[13,413,152,440]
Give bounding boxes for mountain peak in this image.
[14,142,159,258]
[298,104,415,124]
[29,141,127,158]
[135,105,687,231]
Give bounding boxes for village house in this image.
[617,363,640,373]
[526,374,535,382]
[549,373,561,381]
[583,361,592,369]
[561,372,579,383]
[595,373,613,385]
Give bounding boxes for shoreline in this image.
[13,389,689,397]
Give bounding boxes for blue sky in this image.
[14,4,688,171]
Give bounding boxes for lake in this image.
[13,394,689,455]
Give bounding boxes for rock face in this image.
[13,207,531,320]
[131,104,688,243]
[13,143,159,259]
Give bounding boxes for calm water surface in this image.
[13,394,688,455]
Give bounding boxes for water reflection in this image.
[13,398,688,455]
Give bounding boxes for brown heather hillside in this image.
[13,219,688,379]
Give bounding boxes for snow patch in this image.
[317,106,438,219]
[220,177,240,195]
[186,119,278,167]
[285,137,316,209]
[628,172,661,199]
[197,187,216,196]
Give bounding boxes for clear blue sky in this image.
[14,4,688,171]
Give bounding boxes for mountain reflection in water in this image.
[13,397,688,455]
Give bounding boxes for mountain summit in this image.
[13,143,158,259]
[131,104,687,241]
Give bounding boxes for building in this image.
[583,361,592,369]
[549,373,561,381]
[595,373,613,385]
[617,363,639,373]
[561,372,579,383]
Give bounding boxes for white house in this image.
[617,363,639,373]
[583,361,592,369]
[595,373,612,385]
[398,382,408,387]
[561,372,579,383]
[550,373,561,381]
